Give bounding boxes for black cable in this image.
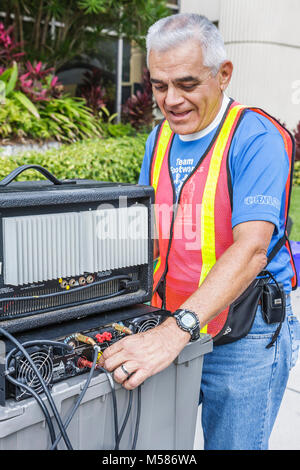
[132,385,142,450]
[5,339,120,451]
[2,333,142,451]
[5,339,75,449]
[4,335,123,451]
[0,328,73,450]
[49,345,100,450]
[96,366,119,450]
[4,373,57,446]
[0,275,131,303]
[115,390,133,449]
[5,340,73,449]
[5,339,73,409]
[6,340,73,364]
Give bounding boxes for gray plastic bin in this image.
[0,335,212,450]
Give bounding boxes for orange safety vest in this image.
[150,99,297,339]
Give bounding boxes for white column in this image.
[219,0,300,130]
[180,0,220,21]
[115,36,123,123]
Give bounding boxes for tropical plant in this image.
[0,0,169,67]
[293,121,300,162]
[0,21,106,144]
[122,68,153,130]
[276,117,300,162]
[0,61,103,143]
[0,94,103,143]
[294,161,300,185]
[39,96,103,142]
[0,22,24,66]
[19,61,63,102]
[76,67,106,115]
[0,62,40,118]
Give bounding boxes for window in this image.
[167,1,180,12]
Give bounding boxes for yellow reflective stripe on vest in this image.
[154,256,161,276]
[199,104,245,333]
[152,120,173,194]
[152,107,245,333]
[151,121,172,284]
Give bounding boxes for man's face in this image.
[148,39,231,135]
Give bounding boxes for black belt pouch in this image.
[213,278,264,346]
[261,282,286,324]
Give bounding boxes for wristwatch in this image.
[173,309,200,342]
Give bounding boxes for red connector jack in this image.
[95,332,113,343]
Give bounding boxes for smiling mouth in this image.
[169,110,192,119]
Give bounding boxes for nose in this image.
[164,85,185,108]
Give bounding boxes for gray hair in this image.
[146,14,227,75]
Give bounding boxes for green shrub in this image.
[294,161,300,186]
[0,134,148,184]
[0,93,103,144]
[1,136,299,187]
[0,63,103,143]
[100,122,136,138]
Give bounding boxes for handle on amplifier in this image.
[0,164,75,186]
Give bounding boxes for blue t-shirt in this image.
[139,109,294,293]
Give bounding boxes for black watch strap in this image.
[173,309,200,342]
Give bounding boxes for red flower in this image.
[0,22,24,66]
[19,61,62,102]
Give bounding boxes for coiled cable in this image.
[49,345,100,450]
[0,328,73,450]
[132,385,142,450]
[1,331,143,451]
[4,373,56,446]
[96,365,119,450]
[116,390,133,449]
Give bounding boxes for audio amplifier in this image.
[0,165,154,333]
[0,304,169,405]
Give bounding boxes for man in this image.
[100,14,300,450]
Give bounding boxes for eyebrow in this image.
[150,76,200,85]
[174,76,200,84]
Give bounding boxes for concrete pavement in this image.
[269,287,300,450]
[194,288,300,450]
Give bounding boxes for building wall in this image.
[180,0,300,131]
[180,0,220,22]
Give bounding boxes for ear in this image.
[218,60,233,91]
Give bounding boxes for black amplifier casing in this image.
[0,304,167,406]
[0,177,154,334]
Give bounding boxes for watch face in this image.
[182,312,197,328]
